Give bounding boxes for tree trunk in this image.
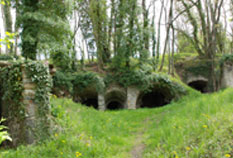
[1,2,13,54]
[159,0,174,72]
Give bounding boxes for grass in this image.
[1,88,233,158]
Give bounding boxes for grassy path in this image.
[130,118,149,158]
[1,88,233,158]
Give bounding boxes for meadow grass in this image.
[1,88,233,158]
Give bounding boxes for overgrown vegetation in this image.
[0,60,52,144]
[1,88,232,157]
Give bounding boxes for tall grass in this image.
[1,89,233,158]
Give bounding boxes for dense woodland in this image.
[0,0,232,73]
[0,0,233,158]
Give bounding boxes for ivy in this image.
[0,61,24,119]
[104,68,186,99]
[52,71,74,96]
[0,59,52,143]
[73,72,105,94]
[24,60,52,139]
[25,60,52,115]
[220,54,233,66]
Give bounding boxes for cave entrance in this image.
[82,98,98,109]
[107,101,124,110]
[105,90,126,110]
[188,80,208,93]
[140,91,170,108]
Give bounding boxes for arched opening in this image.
[188,80,208,93]
[107,101,124,110]
[75,87,99,109]
[141,92,168,108]
[137,85,174,109]
[105,90,126,110]
[82,98,98,109]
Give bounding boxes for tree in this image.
[18,0,72,60]
[177,0,224,90]
[1,0,13,53]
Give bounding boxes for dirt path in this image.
[130,118,150,158]
[130,131,146,158]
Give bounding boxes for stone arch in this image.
[105,85,127,110]
[78,87,99,109]
[187,77,208,93]
[136,85,173,109]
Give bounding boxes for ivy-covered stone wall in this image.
[0,60,51,147]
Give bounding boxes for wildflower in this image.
[86,143,91,147]
[90,136,93,140]
[225,154,231,157]
[172,151,179,158]
[76,152,82,157]
[55,133,58,137]
[186,147,191,151]
[62,140,66,143]
[60,152,63,155]
[202,125,208,128]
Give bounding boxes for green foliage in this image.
[0,32,15,49]
[25,60,52,115]
[176,32,196,54]
[0,61,24,118]
[52,71,74,96]
[0,60,52,142]
[0,118,12,145]
[2,89,233,158]
[73,72,105,93]
[0,54,14,61]
[105,68,186,98]
[24,60,52,139]
[50,51,72,72]
[18,0,72,59]
[220,53,233,66]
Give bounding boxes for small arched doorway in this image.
[76,87,99,109]
[82,98,98,109]
[107,100,124,110]
[188,80,208,93]
[105,90,126,110]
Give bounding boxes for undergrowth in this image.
[1,89,233,158]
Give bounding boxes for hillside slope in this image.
[2,89,233,158]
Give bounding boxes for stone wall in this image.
[0,61,51,147]
[221,62,233,88]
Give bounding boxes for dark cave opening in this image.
[188,80,208,93]
[82,98,98,109]
[107,101,124,110]
[140,91,170,108]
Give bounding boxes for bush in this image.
[52,71,74,97]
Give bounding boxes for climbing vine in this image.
[24,60,52,139]
[104,68,186,98]
[73,72,105,93]
[25,60,52,116]
[0,61,24,119]
[220,54,233,66]
[0,59,52,142]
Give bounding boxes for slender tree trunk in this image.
[156,0,164,67]
[171,24,175,76]
[1,2,13,54]
[14,0,19,55]
[159,0,174,71]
